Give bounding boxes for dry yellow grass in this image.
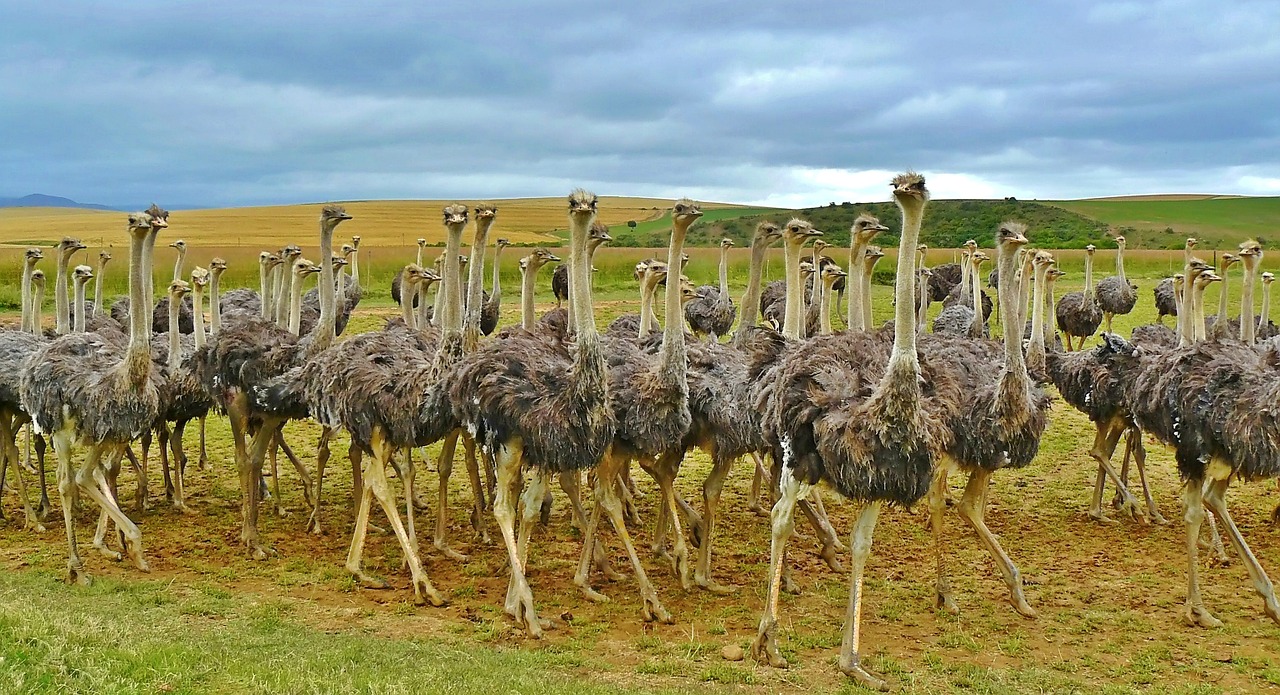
[0,197,750,249]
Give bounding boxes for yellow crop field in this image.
[0,197,750,250]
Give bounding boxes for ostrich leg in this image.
[1201,478,1280,624]
[640,452,693,590]
[492,442,547,637]
[170,419,191,513]
[1182,482,1222,628]
[368,435,444,606]
[52,431,89,584]
[956,468,1036,617]
[433,430,468,561]
[693,447,736,594]
[34,431,51,521]
[837,502,887,691]
[462,433,488,541]
[307,427,333,535]
[79,444,148,571]
[751,468,809,668]
[197,414,209,470]
[929,466,959,613]
[0,415,45,531]
[1087,422,1146,524]
[748,451,772,517]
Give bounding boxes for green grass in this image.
[1050,197,1280,248]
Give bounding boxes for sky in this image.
[2,1,1279,209]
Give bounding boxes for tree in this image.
[627,220,637,229]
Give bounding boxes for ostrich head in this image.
[1048,268,1066,283]
[265,254,283,269]
[321,205,353,230]
[401,263,427,288]
[191,267,210,291]
[330,255,349,270]
[1085,244,1096,256]
[341,243,356,260]
[782,218,823,251]
[258,251,273,268]
[1263,272,1275,286]
[497,238,511,249]
[168,239,186,251]
[799,259,816,279]
[72,264,94,287]
[168,279,191,299]
[1186,237,1198,250]
[126,212,155,239]
[351,235,361,250]
[588,221,613,251]
[753,221,783,247]
[293,258,321,279]
[475,203,498,222]
[672,199,703,229]
[1032,250,1054,269]
[1238,239,1262,261]
[721,238,735,249]
[679,252,691,270]
[443,204,469,229]
[1220,252,1238,270]
[813,239,830,255]
[56,237,87,258]
[24,248,43,265]
[1114,235,1127,250]
[282,245,303,262]
[145,204,170,225]
[420,266,442,287]
[963,239,978,254]
[31,269,45,288]
[865,245,886,263]
[98,250,112,265]
[997,221,1030,250]
[525,248,559,271]
[1197,271,1222,290]
[821,262,848,286]
[568,189,597,220]
[679,276,701,304]
[891,172,929,210]
[1099,332,1143,361]
[972,250,991,270]
[417,238,427,249]
[852,213,890,243]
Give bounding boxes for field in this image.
[3,234,1280,695]
[1048,196,1280,248]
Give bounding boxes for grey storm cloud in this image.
[2,0,1279,208]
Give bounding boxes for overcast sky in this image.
[2,1,1278,209]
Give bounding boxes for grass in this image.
[1049,197,1280,248]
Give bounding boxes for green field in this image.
[1049,196,1280,249]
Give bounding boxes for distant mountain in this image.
[0,194,116,211]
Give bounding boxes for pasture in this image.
[1049,196,1280,248]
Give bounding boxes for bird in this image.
[90,250,112,318]
[1258,271,1278,341]
[1056,244,1103,350]
[19,207,168,583]
[154,268,215,513]
[480,238,511,336]
[684,238,738,340]
[51,237,87,335]
[846,214,890,331]
[516,249,560,330]
[552,221,611,308]
[0,250,52,531]
[446,190,615,638]
[1205,252,1240,340]
[751,173,961,690]
[196,205,351,559]
[1153,277,1178,326]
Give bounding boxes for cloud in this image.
[1,1,1278,208]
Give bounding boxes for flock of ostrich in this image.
[3,174,1280,689]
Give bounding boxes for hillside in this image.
[0,193,114,210]
[1048,196,1280,248]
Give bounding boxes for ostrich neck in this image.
[1216,264,1231,324]
[569,215,605,403]
[350,250,359,285]
[463,218,494,352]
[1083,254,1094,296]
[970,260,984,336]
[209,272,222,335]
[416,246,425,267]
[717,245,730,298]
[259,262,271,319]
[142,230,159,341]
[658,223,690,387]
[915,270,929,334]
[289,274,306,336]
[960,256,971,295]
[847,237,869,330]
[1240,264,1256,343]
[1260,284,1271,331]
[638,277,656,339]
[172,248,186,282]
[32,285,44,335]
[168,292,182,365]
[431,266,446,328]
[734,239,770,342]
[93,258,108,317]
[125,233,151,377]
[491,245,506,305]
[1196,283,1210,342]
[1115,245,1127,283]
[819,278,836,335]
[861,259,876,331]
[440,226,466,337]
[20,260,34,334]
[1022,259,1045,378]
[1047,279,1059,338]
[418,279,433,328]
[886,201,924,380]
[55,250,72,334]
[275,262,291,326]
[1017,258,1034,328]
[193,285,206,350]
[314,223,338,351]
[520,267,537,330]
[401,282,417,327]
[781,240,807,340]
[73,281,87,333]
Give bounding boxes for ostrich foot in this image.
[936,589,960,615]
[1184,603,1223,629]
[198,453,209,472]
[641,591,674,624]
[67,561,92,587]
[1271,504,1280,525]
[573,574,610,603]
[305,511,323,536]
[538,497,552,527]
[820,542,844,573]
[839,657,889,692]
[1149,508,1170,526]
[349,570,391,590]
[92,541,122,562]
[1116,498,1149,525]
[747,498,770,518]
[750,620,788,668]
[434,541,468,562]
[1009,590,1038,619]
[23,514,47,533]
[412,495,430,513]
[782,568,801,595]
[244,537,277,561]
[412,574,447,607]
[694,574,735,595]
[36,500,53,523]
[126,542,150,572]
[506,583,547,638]
[173,501,197,516]
[469,507,491,544]
[670,545,693,590]
[1088,509,1118,525]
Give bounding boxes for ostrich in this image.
[552,221,611,308]
[1176,238,1199,343]
[217,252,275,320]
[446,189,614,638]
[1259,272,1277,341]
[154,268,215,512]
[198,205,351,559]
[684,238,738,339]
[299,207,477,605]
[932,251,987,336]
[802,240,832,338]
[20,208,166,582]
[19,248,43,334]
[816,263,847,335]
[846,215,890,331]
[751,173,960,689]
[0,252,51,530]
[1056,245,1103,350]
[928,259,965,303]
[1133,275,1182,349]
[518,250,560,329]
[1206,253,1240,339]
[480,238,511,336]
[930,227,1051,618]
[857,245,886,332]
[1095,237,1138,333]
[70,265,93,333]
[91,250,111,318]
[390,238,428,307]
[1110,244,1280,627]
[53,237,87,335]
[1154,277,1178,326]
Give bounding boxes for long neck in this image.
[418,280,433,327]
[1180,275,1195,346]
[142,231,159,341]
[55,252,71,334]
[259,262,271,319]
[193,285,206,350]
[886,202,924,384]
[209,272,222,334]
[1216,263,1230,324]
[1115,245,1127,283]
[350,250,360,285]
[314,224,338,349]
[916,271,929,334]
[1026,262,1047,376]
[638,280,659,338]
[93,258,107,317]
[274,262,291,326]
[521,267,537,330]
[441,231,466,337]
[32,285,44,335]
[658,223,690,386]
[1017,258,1033,328]
[168,293,182,364]
[401,282,418,327]
[819,278,836,335]
[172,248,185,282]
[1048,279,1060,340]
[735,239,770,342]
[848,237,869,330]
[125,234,151,377]
[970,260,984,336]
[781,241,807,339]
[289,274,305,336]
[20,261,34,333]
[73,281,87,333]
[960,255,971,296]
[491,245,506,304]
[1195,283,1209,342]
[717,245,730,297]
[1240,265,1257,343]
[1260,283,1271,333]
[463,220,493,352]
[1175,280,1186,343]
[431,266,446,327]
[1083,254,1094,296]
[569,216,603,397]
